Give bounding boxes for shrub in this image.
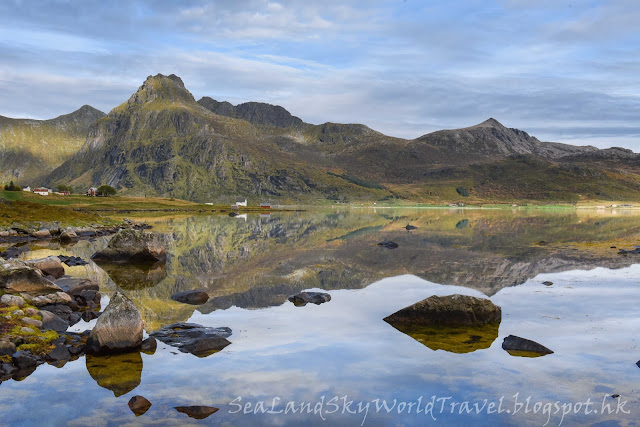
[3,181,21,191]
[57,184,73,193]
[97,185,117,196]
[456,186,469,197]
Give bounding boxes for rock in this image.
[150,323,231,357]
[40,310,69,332]
[175,406,219,419]
[11,309,24,316]
[377,241,399,249]
[542,281,553,286]
[19,326,34,334]
[91,229,166,263]
[0,260,63,295]
[0,340,16,356]
[288,291,331,307]
[140,337,157,354]
[21,317,43,328]
[31,229,51,239]
[40,304,73,321]
[128,395,152,416]
[81,310,100,322]
[0,294,26,307]
[86,291,144,354]
[55,276,99,296]
[12,350,39,369]
[86,351,143,396]
[384,294,502,327]
[57,255,88,266]
[405,224,418,230]
[59,230,78,244]
[46,344,71,362]
[502,335,554,356]
[636,360,640,368]
[24,307,38,316]
[170,290,209,305]
[31,291,73,307]
[612,394,620,399]
[25,256,65,279]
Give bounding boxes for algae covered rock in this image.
[86,291,144,354]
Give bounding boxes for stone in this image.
[150,323,231,357]
[31,229,51,239]
[288,291,331,307]
[19,326,34,334]
[86,291,144,354]
[25,256,65,279]
[46,344,71,362]
[377,241,399,249]
[24,307,38,316]
[0,294,25,307]
[21,317,43,328]
[0,340,16,356]
[11,309,24,316]
[128,395,152,416]
[140,336,157,354]
[40,304,72,321]
[57,255,88,267]
[542,281,553,286]
[81,310,100,322]
[91,229,166,263]
[59,230,78,244]
[502,335,554,357]
[31,291,73,307]
[0,260,63,295]
[12,350,39,369]
[55,276,99,296]
[383,294,502,327]
[170,290,209,305]
[175,406,219,420]
[405,224,418,230]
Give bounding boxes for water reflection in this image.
[85,351,143,397]
[385,323,500,354]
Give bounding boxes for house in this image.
[33,187,50,196]
[259,202,271,209]
[87,187,98,196]
[22,186,31,192]
[231,198,247,208]
[56,191,71,196]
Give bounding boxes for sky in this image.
[0,0,639,149]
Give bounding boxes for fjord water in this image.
[2,208,640,426]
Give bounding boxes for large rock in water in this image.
[25,256,65,279]
[0,260,63,296]
[150,323,231,357]
[91,229,166,263]
[502,335,554,357]
[86,291,144,354]
[171,290,209,305]
[288,291,331,307]
[383,294,501,327]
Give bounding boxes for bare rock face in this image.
[91,229,166,264]
[86,291,144,354]
[383,294,502,327]
[25,256,65,279]
[0,260,62,296]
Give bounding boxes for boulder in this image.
[150,323,231,357]
[0,260,62,295]
[140,337,157,354]
[21,317,43,328]
[502,335,554,357]
[39,304,73,321]
[171,290,209,305]
[383,294,502,327]
[55,276,99,296]
[31,229,51,239]
[0,340,16,356]
[128,395,152,416]
[91,229,166,263]
[542,281,553,286]
[59,230,78,244]
[25,256,65,279]
[377,241,399,249]
[46,344,71,362]
[12,350,39,369]
[175,406,219,420]
[31,291,73,307]
[40,310,69,333]
[288,291,331,307]
[0,294,25,307]
[86,291,144,354]
[57,255,88,267]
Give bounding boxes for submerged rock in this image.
[171,290,209,305]
[25,256,65,279]
[150,323,231,357]
[288,291,331,307]
[128,395,152,416]
[86,291,144,354]
[91,229,166,263]
[175,406,219,419]
[384,294,502,327]
[377,241,399,249]
[502,335,554,357]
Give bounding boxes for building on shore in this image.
[33,188,50,196]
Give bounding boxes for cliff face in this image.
[0,105,105,184]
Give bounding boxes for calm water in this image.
[2,208,640,426]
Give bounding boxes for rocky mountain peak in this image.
[470,117,507,129]
[197,97,303,128]
[126,73,196,106]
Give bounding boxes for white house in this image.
[231,198,247,208]
[33,187,50,196]
[22,186,31,192]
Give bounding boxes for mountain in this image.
[0,105,105,184]
[43,73,640,202]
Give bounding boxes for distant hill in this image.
[0,105,105,185]
[42,73,640,202]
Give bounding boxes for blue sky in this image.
[0,0,638,149]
